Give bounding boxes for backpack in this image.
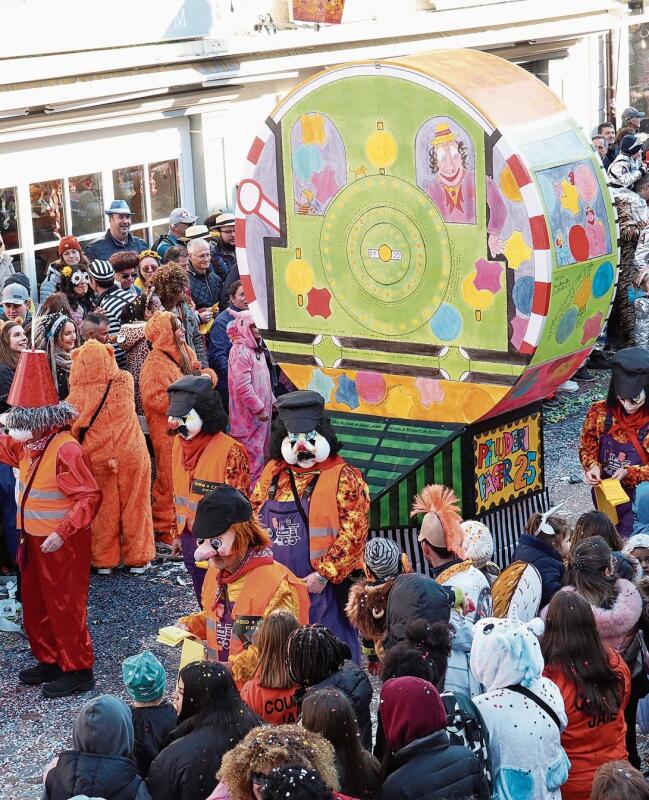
[442,690,492,790]
[152,232,174,254]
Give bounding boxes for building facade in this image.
[0,0,628,291]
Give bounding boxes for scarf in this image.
[609,403,649,465]
[178,432,213,471]
[212,545,274,610]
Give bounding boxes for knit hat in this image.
[623,533,649,555]
[380,676,447,752]
[461,520,493,568]
[365,538,401,579]
[58,236,82,256]
[88,259,115,282]
[4,272,31,292]
[122,650,166,702]
[470,614,545,692]
[412,484,465,557]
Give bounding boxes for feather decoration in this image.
[411,484,465,558]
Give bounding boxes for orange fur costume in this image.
[67,340,155,569]
[140,312,215,540]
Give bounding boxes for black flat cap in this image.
[612,347,649,399]
[192,484,252,539]
[275,390,325,433]
[167,374,213,418]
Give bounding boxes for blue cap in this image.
[122,650,166,702]
[105,199,134,216]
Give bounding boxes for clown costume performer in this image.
[580,347,649,537]
[0,349,101,698]
[252,390,369,662]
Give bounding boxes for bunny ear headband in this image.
[538,502,565,536]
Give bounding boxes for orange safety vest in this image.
[256,458,347,567]
[171,433,238,533]
[16,431,76,537]
[202,560,309,665]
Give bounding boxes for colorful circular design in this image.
[430,303,462,341]
[568,225,589,261]
[321,175,451,334]
[556,307,578,344]
[512,276,534,316]
[356,371,387,404]
[592,261,615,298]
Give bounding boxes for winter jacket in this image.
[85,230,148,262]
[209,238,238,309]
[445,609,481,698]
[186,264,222,312]
[208,304,237,384]
[377,730,489,800]
[39,262,60,303]
[0,363,14,412]
[301,662,373,751]
[551,581,643,652]
[147,721,241,800]
[608,153,646,190]
[131,702,177,778]
[512,533,565,607]
[383,572,454,651]
[44,695,151,800]
[611,186,649,226]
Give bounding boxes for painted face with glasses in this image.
[70,268,90,296]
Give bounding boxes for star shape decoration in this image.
[509,314,529,351]
[334,374,360,410]
[581,311,604,345]
[559,178,580,215]
[306,286,332,319]
[307,368,336,403]
[415,377,445,408]
[473,258,503,294]
[503,231,533,270]
[383,385,416,419]
[574,276,592,311]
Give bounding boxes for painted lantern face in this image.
[236,51,616,425]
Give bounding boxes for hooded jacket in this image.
[44,695,151,800]
[383,573,454,651]
[512,533,565,607]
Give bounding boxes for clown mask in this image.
[281,428,330,469]
[167,408,203,440]
[194,528,237,569]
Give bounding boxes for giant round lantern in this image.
[236,49,617,425]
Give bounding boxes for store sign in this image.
[473,412,542,513]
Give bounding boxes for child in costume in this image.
[470,614,570,800]
[67,339,155,573]
[167,374,249,599]
[122,650,177,778]
[253,390,369,662]
[140,311,213,545]
[0,349,101,698]
[177,484,309,687]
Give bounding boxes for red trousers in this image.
[22,532,94,671]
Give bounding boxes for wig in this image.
[192,387,228,435]
[151,262,188,310]
[4,401,78,433]
[228,516,272,563]
[411,484,465,558]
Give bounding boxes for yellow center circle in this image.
[378,244,393,262]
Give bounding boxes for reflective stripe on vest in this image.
[18,432,77,537]
[172,434,236,532]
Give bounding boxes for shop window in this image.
[630,23,649,121]
[113,165,146,224]
[69,172,104,237]
[0,186,19,251]
[34,244,60,290]
[150,159,180,221]
[30,180,66,245]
